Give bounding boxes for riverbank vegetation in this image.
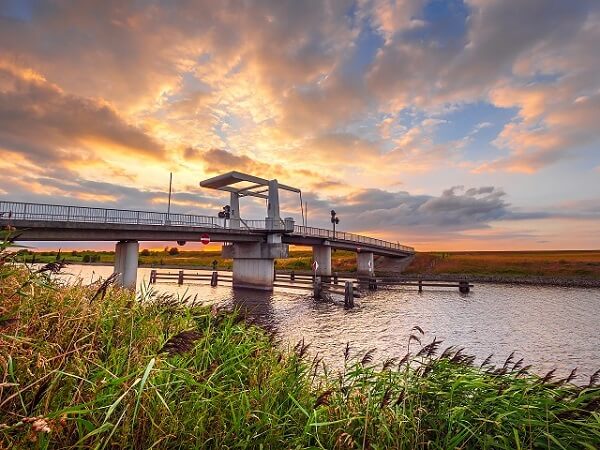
[14,248,358,272]
[404,250,600,279]
[2,243,600,448]
[15,248,600,281]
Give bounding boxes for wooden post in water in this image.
[313,276,322,299]
[150,269,157,284]
[290,270,295,281]
[178,270,184,285]
[211,271,218,287]
[369,277,377,290]
[344,281,354,308]
[333,272,338,285]
[418,280,423,292]
[459,281,470,294]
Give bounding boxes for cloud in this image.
[0,59,164,170]
[183,147,332,192]
[0,172,221,214]
[365,0,600,173]
[185,147,275,175]
[303,185,513,233]
[367,0,593,108]
[0,1,599,249]
[478,83,600,173]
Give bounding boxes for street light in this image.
[330,209,339,239]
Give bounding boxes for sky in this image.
[1,0,599,251]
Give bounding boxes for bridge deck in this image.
[0,201,414,257]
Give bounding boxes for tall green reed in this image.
[1,236,599,449]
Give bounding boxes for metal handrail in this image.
[0,200,414,252]
[293,225,414,253]
[0,200,223,229]
[238,218,268,230]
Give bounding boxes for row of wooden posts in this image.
[149,269,226,287]
[149,269,361,308]
[149,269,472,305]
[149,269,352,286]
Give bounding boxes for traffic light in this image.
[218,205,231,219]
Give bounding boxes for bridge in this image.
[0,171,414,290]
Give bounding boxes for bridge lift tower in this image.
[200,171,300,289]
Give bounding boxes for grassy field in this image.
[16,249,600,279]
[404,250,600,279]
[16,249,359,272]
[2,242,600,448]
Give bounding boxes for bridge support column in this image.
[356,252,374,277]
[229,192,240,229]
[114,241,139,289]
[313,244,332,281]
[223,241,288,290]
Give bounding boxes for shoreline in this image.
[379,272,600,288]
[64,262,600,288]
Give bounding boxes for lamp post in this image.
[330,209,339,239]
[165,172,173,225]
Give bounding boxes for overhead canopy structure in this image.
[200,171,300,199]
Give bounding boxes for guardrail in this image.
[0,201,224,228]
[293,225,414,253]
[0,201,414,252]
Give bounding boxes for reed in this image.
[1,239,599,449]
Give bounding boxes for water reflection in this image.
[56,265,600,380]
[229,288,276,326]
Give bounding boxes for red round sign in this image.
[200,234,210,245]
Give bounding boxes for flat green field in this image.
[16,249,600,279]
[15,249,358,272]
[403,250,600,279]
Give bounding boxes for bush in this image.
[168,247,179,256]
[140,249,151,256]
[82,254,91,263]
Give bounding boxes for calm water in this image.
[59,265,600,380]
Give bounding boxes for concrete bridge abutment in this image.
[357,251,375,277]
[312,244,332,281]
[114,240,139,289]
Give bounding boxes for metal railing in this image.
[293,225,414,253]
[0,201,225,229]
[238,218,268,230]
[0,201,414,252]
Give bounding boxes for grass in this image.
[2,241,600,448]
[15,249,359,273]
[18,249,600,280]
[403,250,600,279]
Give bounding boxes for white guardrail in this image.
[0,201,414,252]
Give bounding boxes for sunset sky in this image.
[1,0,599,251]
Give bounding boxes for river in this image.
[57,264,600,381]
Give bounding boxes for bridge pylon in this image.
[200,171,299,290]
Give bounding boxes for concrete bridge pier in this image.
[223,241,289,290]
[357,251,375,277]
[114,240,139,289]
[313,244,332,281]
